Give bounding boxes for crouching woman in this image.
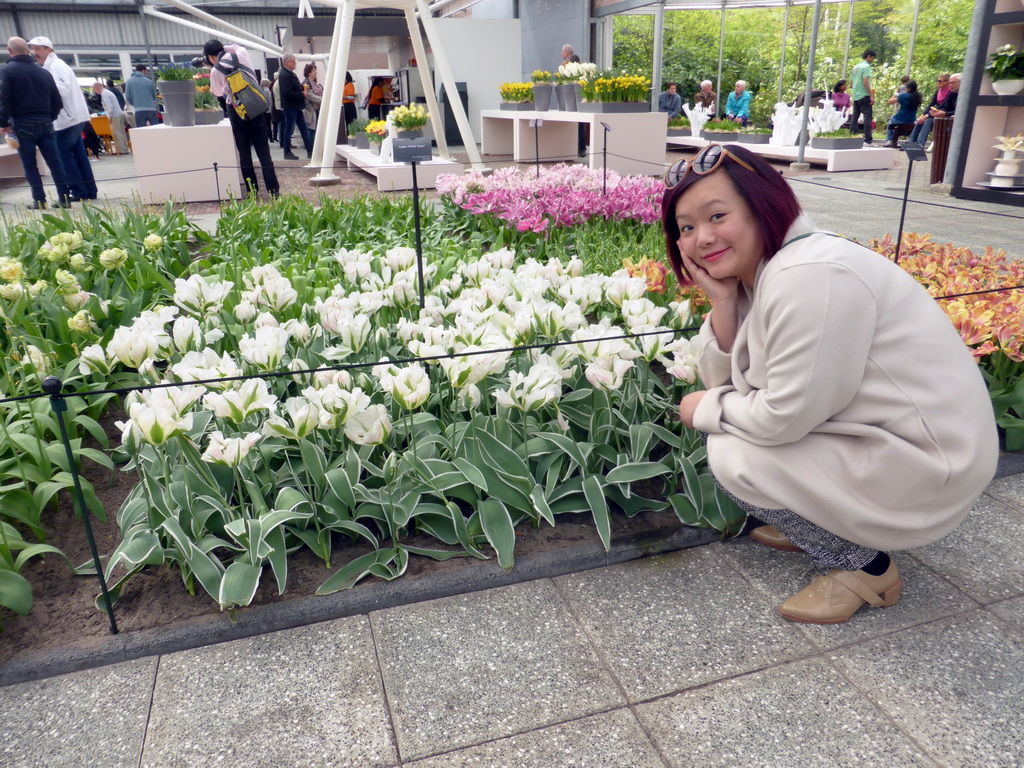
[666,144,997,624]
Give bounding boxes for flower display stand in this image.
[577,102,650,113]
[979,150,1024,189]
[335,144,463,192]
[664,134,897,172]
[132,122,242,203]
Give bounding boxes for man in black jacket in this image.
[277,53,313,160]
[909,73,959,149]
[0,36,73,208]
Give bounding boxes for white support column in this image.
[842,0,854,78]
[906,0,921,76]
[404,6,450,160]
[311,0,354,180]
[715,1,726,119]
[160,0,283,54]
[118,52,133,83]
[778,1,790,103]
[415,0,484,169]
[651,1,665,113]
[143,8,283,57]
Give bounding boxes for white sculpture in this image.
[770,102,803,146]
[683,102,714,138]
[379,114,399,165]
[807,97,850,138]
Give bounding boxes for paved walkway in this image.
[2,146,1023,767]
[3,472,1023,767]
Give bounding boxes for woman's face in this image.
[674,170,765,288]
[309,67,317,80]
[837,82,846,92]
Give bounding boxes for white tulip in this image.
[666,352,699,384]
[604,274,648,307]
[202,430,260,467]
[172,316,203,353]
[107,326,171,368]
[174,275,234,317]
[79,344,111,376]
[668,299,693,330]
[493,363,562,412]
[585,356,634,391]
[571,320,640,363]
[385,246,417,271]
[25,344,52,373]
[343,403,391,445]
[263,397,321,440]
[389,365,431,410]
[282,319,318,344]
[204,378,278,422]
[239,326,290,371]
[621,298,668,331]
[125,401,192,445]
[170,348,243,389]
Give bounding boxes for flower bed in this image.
[435,164,664,233]
[84,246,730,611]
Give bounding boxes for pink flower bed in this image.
[435,164,664,233]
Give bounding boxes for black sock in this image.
[861,552,890,576]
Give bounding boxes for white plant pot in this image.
[994,160,1022,176]
[992,79,1024,96]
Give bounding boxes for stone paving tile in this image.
[980,472,1024,509]
[371,579,623,762]
[831,610,1024,768]
[553,546,812,703]
[405,708,666,768]
[714,538,978,650]
[635,657,937,768]
[0,657,156,768]
[986,595,1024,635]
[909,494,1024,603]
[140,617,395,768]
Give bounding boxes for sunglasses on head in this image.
[664,144,757,189]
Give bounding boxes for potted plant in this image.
[579,71,650,113]
[348,118,370,149]
[157,65,197,127]
[555,61,595,112]
[737,126,772,144]
[984,44,1024,96]
[988,133,1024,187]
[389,103,429,137]
[667,116,691,137]
[532,70,553,111]
[193,75,223,125]
[703,119,740,141]
[365,120,387,155]
[498,82,534,112]
[810,129,864,150]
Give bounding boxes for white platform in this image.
[0,143,49,181]
[666,135,898,172]
[131,121,243,203]
[481,109,668,176]
[335,145,463,191]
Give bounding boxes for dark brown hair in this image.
[662,144,802,285]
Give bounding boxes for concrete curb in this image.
[0,520,719,688]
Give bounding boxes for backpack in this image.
[213,53,269,121]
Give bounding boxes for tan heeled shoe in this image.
[749,524,803,552]
[778,561,903,624]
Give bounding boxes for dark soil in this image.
[0,450,691,671]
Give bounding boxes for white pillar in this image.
[795,0,823,166]
[415,0,484,169]
[842,0,854,78]
[404,6,450,160]
[715,1,726,119]
[160,0,283,53]
[777,1,790,104]
[651,1,665,113]
[311,1,355,180]
[906,0,921,76]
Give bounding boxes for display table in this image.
[666,135,897,172]
[480,109,668,176]
[335,145,463,192]
[131,121,243,203]
[0,143,48,181]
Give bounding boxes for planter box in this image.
[704,130,740,142]
[737,133,771,144]
[810,136,865,150]
[395,129,424,139]
[354,133,369,150]
[667,128,691,136]
[499,102,534,111]
[557,83,580,112]
[194,110,224,125]
[369,142,382,156]
[158,80,196,128]
[533,84,554,111]
[578,102,650,113]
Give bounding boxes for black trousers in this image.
[228,108,280,196]
[850,95,873,143]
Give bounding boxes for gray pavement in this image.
[2,147,1023,767]
[3,473,1023,767]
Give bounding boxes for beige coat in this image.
[692,215,998,551]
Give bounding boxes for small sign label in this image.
[529,119,544,128]
[903,142,928,162]
[393,139,432,163]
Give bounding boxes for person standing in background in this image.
[204,38,279,197]
[367,76,385,121]
[343,71,357,131]
[125,65,159,127]
[277,52,313,160]
[849,49,876,144]
[0,36,74,209]
[93,81,129,154]
[302,63,322,133]
[28,35,97,201]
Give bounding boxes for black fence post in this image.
[42,376,119,634]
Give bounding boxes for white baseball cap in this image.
[27,36,54,49]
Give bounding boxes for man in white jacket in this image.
[28,36,97,200]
